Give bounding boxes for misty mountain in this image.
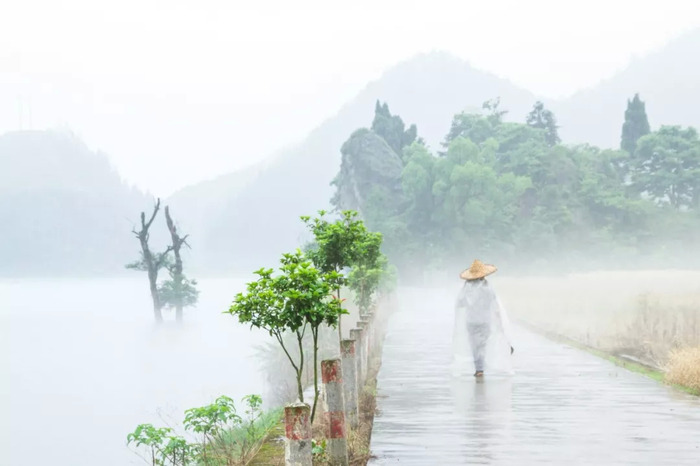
[554,28,700,147]
[185,52,537,272]
[6,28,700,276]
[0,130,150,276]
[165,161,267,255]
[185,29,700,274]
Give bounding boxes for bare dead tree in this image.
[164,206,190,322]
[128,198,172,323]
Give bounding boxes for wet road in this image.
[369,287,700,465]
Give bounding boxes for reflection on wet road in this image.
[370,287,700,465]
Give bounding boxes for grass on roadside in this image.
[246,417,286,466]
[207,408,283,466]
[517,318,700,396]
[665,346,700,395]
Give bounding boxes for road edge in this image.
[514,318,700,397]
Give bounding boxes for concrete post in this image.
[340,339,359,429]
[373,309,381,354]
[362,318,373,356]
[284,402,312,466]
[357,320,369,380]
[368,311,377,354]
[359,309,369,321]
[321,359,348,466]
[349,328,364,386]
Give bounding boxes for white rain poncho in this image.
[452,279,514,376]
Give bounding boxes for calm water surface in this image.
[1,277,268,465]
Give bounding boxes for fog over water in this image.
[1,277,266,466]
[2,3,700,465]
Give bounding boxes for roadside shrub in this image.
[666,346,700,393]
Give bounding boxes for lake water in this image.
[1,277,270,465]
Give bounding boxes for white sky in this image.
[1,0,699,196]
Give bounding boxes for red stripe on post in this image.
[326,411,346,439]
[321,359,342,383]
[284,405,310,441]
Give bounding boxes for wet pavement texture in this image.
[370,287,700,465]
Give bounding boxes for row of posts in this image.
[284,308,381,466]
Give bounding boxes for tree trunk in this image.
[132,200,165,324]
[296,332,305,402]
[149,270,163,323]
[278,335,304,402]
[311,328,320,423]
[296,371,304,404]
[165,206,185,323]
[337,286,343,342]
[142,239,162,323]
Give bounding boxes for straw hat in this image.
[460,259,497,280]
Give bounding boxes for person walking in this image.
[455,259,514,377]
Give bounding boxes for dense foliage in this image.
[527,101,561,146]
[345,228,390,315]
[332,100,700,276]
[630,125,700,210]
[236,212,390,418]
[228,249,344,421]
[302,210,390,324]
[621,93,651,155]
[127,394,277,466]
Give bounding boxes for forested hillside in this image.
[179,30,700,273]
[332,100,700,278]
[188,53,538,272]
[4,29,700,276]
[0,131,151,276]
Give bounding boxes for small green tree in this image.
[127,394,273,466]
[127,423,195,466]
[184,395,241,463]
[631,126,700,209]
[526,101,561,146]
[621,93,651,154]
[301,210,368,340]
[482,97,508,126]
[127,424,171,465]
[161,436,197,466]
[228,250,343,422]
[159,276,199,313]
[239,394,263,459]
[371,100,417,155]
[346,230,386,316]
